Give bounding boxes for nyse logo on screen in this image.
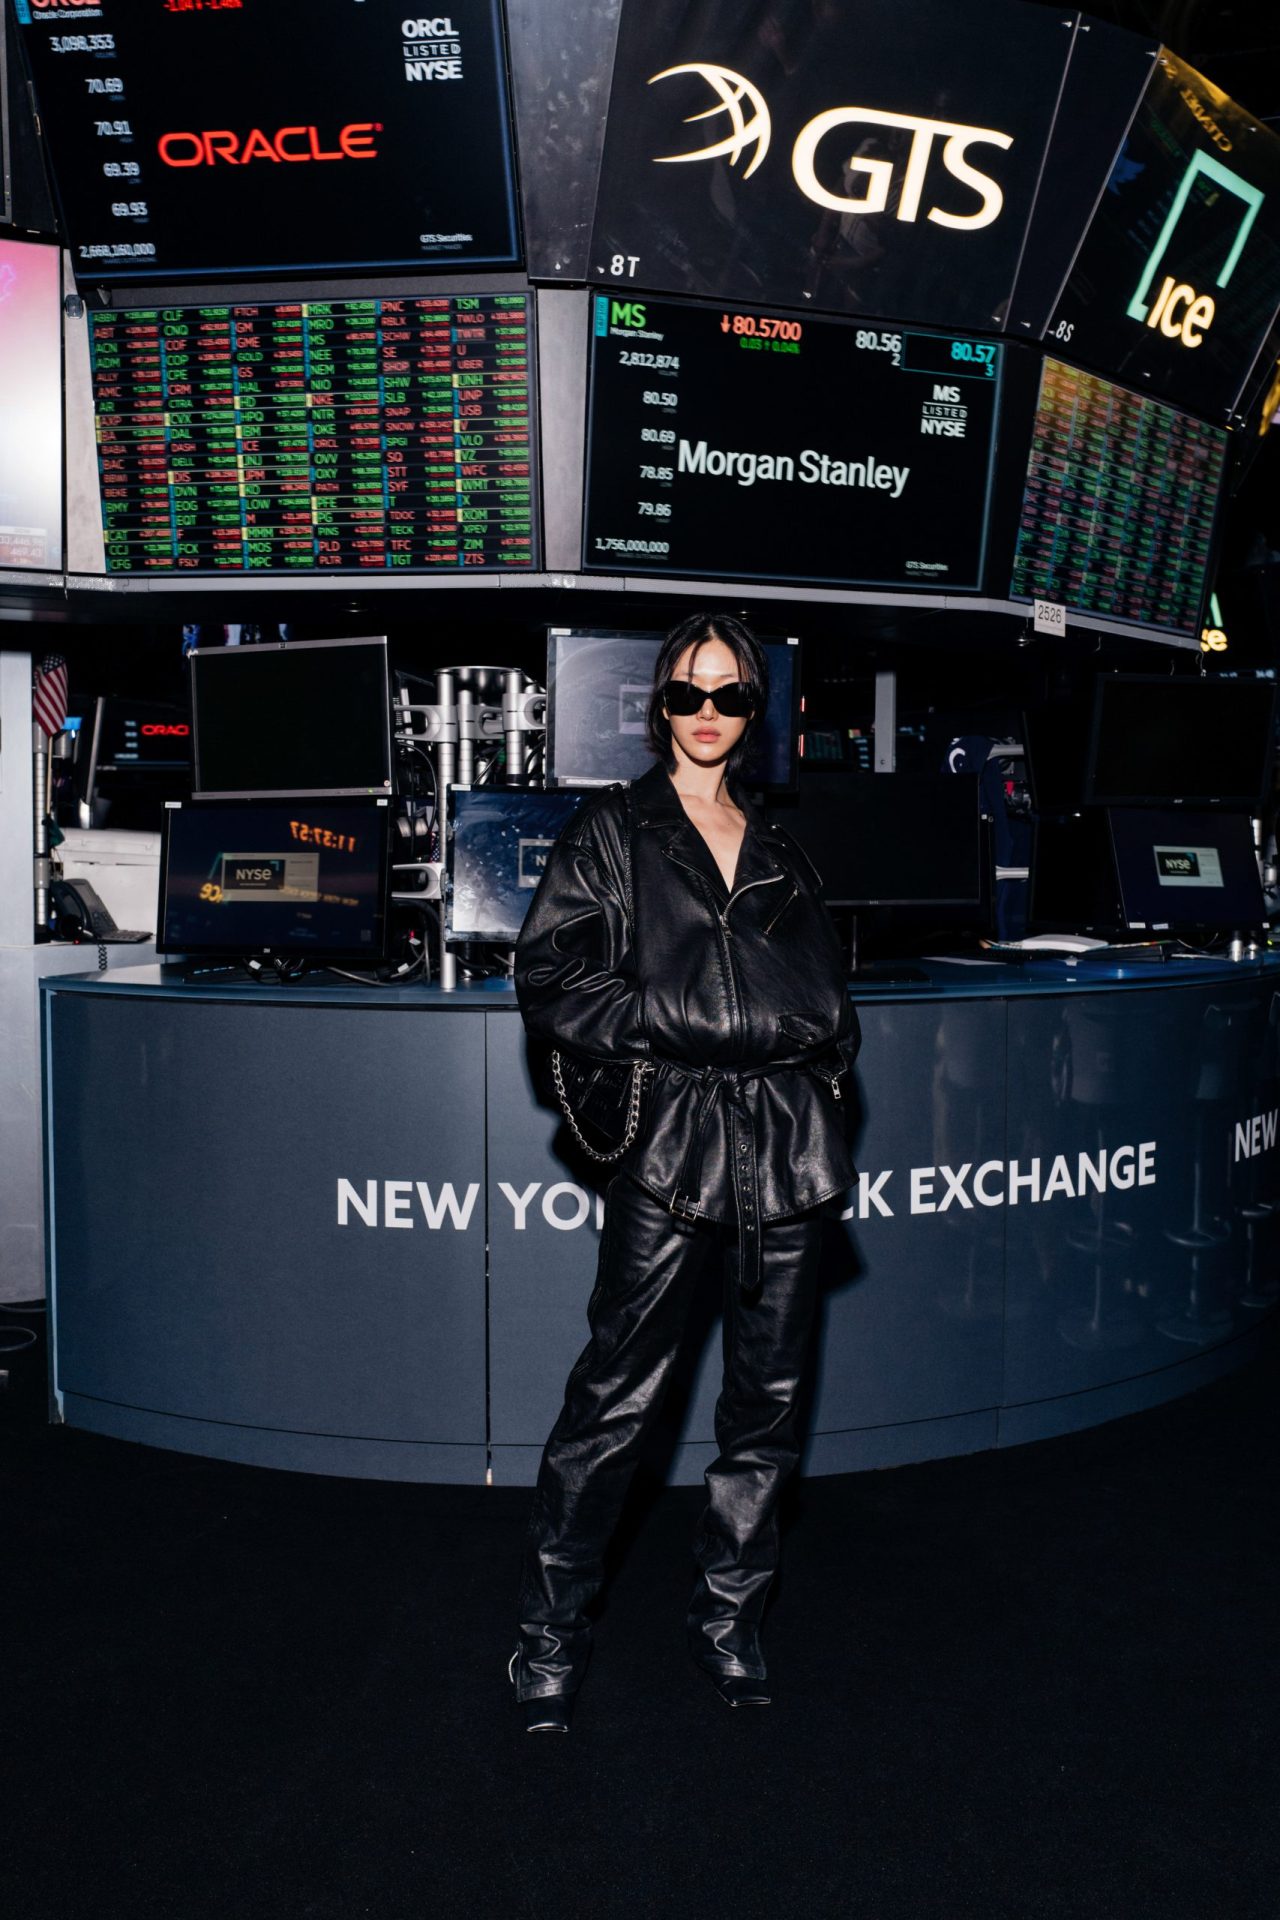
[649,63,1013,232]
[402,15,464,82]
[921,385,967,437]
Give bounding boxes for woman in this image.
[510,612,859,1731]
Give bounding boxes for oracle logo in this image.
[140,722,190,737]
[29,1,103,10]
[158,124,381,168]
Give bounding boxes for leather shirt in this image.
[514,761,860,1287]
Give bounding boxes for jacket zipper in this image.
[761,884,798,937]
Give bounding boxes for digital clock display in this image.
[89,292,537,575]
[18,0,518,281]
[582,294,1002,590]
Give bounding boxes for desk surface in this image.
[39,951,1280,1009]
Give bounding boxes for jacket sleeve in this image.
[514,833,649,1064]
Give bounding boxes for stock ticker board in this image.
[88,293,537,575]
[18,0,518,281]
[1010,359,1227,636]
[582,294,1002,590]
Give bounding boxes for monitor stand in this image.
[846,915,930,986]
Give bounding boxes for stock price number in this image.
[641,426,675,445]
[720,313,803,342]
[855,330,902,360]
[642,390,678,408]
[619,351,680,371]
[639,464,673,481]
[637,501,672,518]
[950,339,997,375]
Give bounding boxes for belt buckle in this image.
[669,1192,702,1222]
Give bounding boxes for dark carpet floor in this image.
[4,1309,1278,1920]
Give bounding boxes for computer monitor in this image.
[190,638,394,800]
[1109,808,1264,931]
[545,630,801,792]
[777,771,983,907]
[158,799,392,960]
[1084,675,1277,811]
[445,787,590,943]
[77,696,193,827]
[1028,813,1121,934]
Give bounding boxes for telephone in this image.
[50,878,151,944]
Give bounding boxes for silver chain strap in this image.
[551,1050,652,1163]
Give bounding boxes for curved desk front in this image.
[42,955,1280,1483]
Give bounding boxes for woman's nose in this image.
[698,692,717,716]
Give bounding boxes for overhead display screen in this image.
[0,237,62,570]
[18,0,518,282]
[1047,50,1280,419]
[582,294,1001,590]
[590,0,1073,329]
[88,292,536,574]
[1010,359,1226,636]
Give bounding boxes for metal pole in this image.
[32,722,50,936]
[436,671,457,991]
[503,668,525,786]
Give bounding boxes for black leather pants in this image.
[513,1172,823,1702]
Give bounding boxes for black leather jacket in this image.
[515,762,860,1287]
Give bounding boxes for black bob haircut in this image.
[645,612,770,785]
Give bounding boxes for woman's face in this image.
[663,636,753,772]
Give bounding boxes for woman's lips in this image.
[693,728,720,741]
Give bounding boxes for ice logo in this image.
[648,63,772,180]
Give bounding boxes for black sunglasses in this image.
[662,678,758,718]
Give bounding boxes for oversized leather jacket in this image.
[515,761,860,1287]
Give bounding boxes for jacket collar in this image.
[629,762,786,894]
[630,759,768,834]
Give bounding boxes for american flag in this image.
[32,654,69,738]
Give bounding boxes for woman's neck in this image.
[668,749,733,807]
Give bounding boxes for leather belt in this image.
[661,1054,820,1294]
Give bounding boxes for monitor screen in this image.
[158,798,391,958]
[545,630,800,792]
[582,295,1002,592]
[18,0,518,283]
[1009,358,1226,636]
[446,787,590,942]
[1028,812,1120,934]
[0,237,63,571]
[92,696,192,774]
[1109,807,1263,930]
[191,638,393,800]
[1045,50,1280,420]
[1084,675,1277,810]
[778,770,983,906]
[590,0,1072,331]
[88,292,536,575]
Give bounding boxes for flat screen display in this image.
[158,798,391,958]
[778,769,982,906]
[1109,806,1263,929]
[1028,812,1119,934]
[1010,359,1226,635]
[191,638,393,799]
[591,0,1072,329]
[89,292,536,574]
[546,630,800,792]
[92,696,192,773]
[0,237,62,570]
[1084,674,1277,811]
[583,295,1001,590]
[446,787,589,942]
[19,0,518,282]
[1046,50,1280,419]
